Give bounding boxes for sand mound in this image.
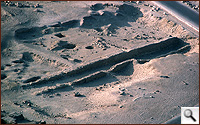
[117,4,141,16]
[80,3,143,35]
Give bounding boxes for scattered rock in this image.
[111,104,117,106]
[120,91,126,95]
[154,90,161,94]
[85,46,94,49]
[55,33,65,38]
[66,117,72,119]
[73,59,82,63]
[103,84,107,86]
[151,7,155,11]
[150,31,154,34]
[34,3,40,8]
[74,92,83,97]
[119,105,123,108]
[34,9,43,12]
[155,7,160,11]
[7,2,15,7]
[49,95,54,98]
[96,87,103,90]
[122,38,128,41]
[149,4,153,7]
[22,100,33,107]
[56,93,61,96]
[15,2,23,8]
[160,75,170,78]
[120,88,125,91]
[156,90,160,92]
[139,87,146,90]
[183,81,189,85]
[38,120,46,124]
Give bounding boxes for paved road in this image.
[153,1,199,32]
[152,2,199,124]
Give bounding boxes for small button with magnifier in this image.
[181,107,199,124]
[184,109,196,122]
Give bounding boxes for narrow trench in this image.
[22,37,190,90]
[66,37,188,77]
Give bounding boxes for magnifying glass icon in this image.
[184,109,196,122]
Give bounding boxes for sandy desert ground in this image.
[1,1,199,124]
